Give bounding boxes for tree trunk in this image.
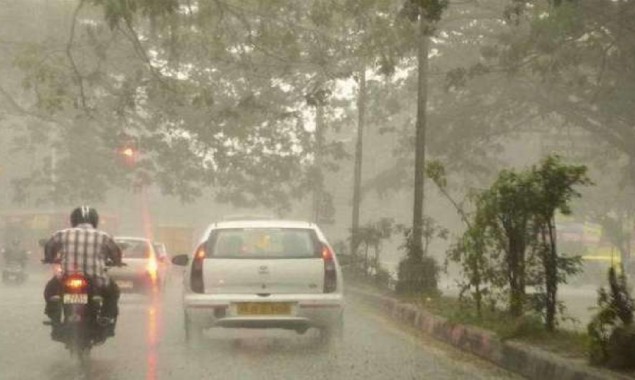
[545,218,558,331]
[350,68,366,258]
[473,249,483,318]
[411,17,430,259]
[508,238,522,317]
[506,224,526,317]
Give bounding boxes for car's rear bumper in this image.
[110,272,164,293]
[184,293,344,329]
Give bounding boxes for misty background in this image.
[1,0,633,280]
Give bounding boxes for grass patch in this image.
[402,294,590,358]
[344,272,591,359]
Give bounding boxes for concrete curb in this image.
[348,286,633,380]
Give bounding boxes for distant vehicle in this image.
[172,219,344,345]
[152,242,170,263]
[2,262,27,285]
[152,241,171,283]
[109,237,168,293]
[1,245,29,285]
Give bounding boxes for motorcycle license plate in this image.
[63,294,88,304]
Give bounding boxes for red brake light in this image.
[322,245,333,261]
[195,247,206,260]
[322,245,337,293]
[191,244,206,293]
[64,275,88,292]
[147,255,158,281]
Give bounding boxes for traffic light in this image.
[116,136,139,168]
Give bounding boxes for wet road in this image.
[0,268,520,380]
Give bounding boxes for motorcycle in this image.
[2,262,27,285]
[45,272,109,367]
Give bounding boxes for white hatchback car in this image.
[172,219,344,343]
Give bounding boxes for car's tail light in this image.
[64,274,88,293]
[191,244,206,293]
[147,256,158,282]
[322,244,337,293]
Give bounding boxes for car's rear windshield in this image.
[116,239,151,259]
[206,228,320,259]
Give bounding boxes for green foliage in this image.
[90,0,178,29]
[476,169,536,317]
[396,255,439,296]
[350,218,396,281]
[400,0,449,25]
[587,267,635,369]
[339,218,397,291]
[489,0,635,189]
[427,159,499,317]
[395,223,442,296]
[8,0,407,206]
[443,155,589,329]
[527,155,590,330]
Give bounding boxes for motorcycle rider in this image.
[42,206,122,338]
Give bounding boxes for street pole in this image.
[312,103,325,224]
[351,67,366,257]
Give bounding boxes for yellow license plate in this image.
[236,302,292,316]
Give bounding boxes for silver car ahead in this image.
[172,220,344,344]
[109,237,167,293]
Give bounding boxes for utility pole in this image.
[350,68,366,257]
[312,102,325,224]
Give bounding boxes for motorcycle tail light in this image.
[64,274,88,292]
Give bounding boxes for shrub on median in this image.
[588,267,635,370]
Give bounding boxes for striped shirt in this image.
[44,223,122,281]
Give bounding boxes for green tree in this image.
[529,155,590,330]
[354,217,396,287]
[478,170,536,317]
[588,267,635,369]
[427,160,495,318]
[443,155,589,326]
[2,0,357,208]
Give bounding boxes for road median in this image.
[348,286,633,380]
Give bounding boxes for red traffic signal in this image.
[116,138,139,167]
